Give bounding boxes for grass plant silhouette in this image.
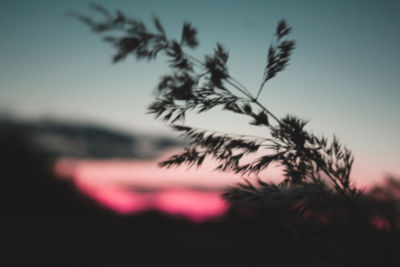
[74,4,400,265]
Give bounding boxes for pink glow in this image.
[76,180,150,214]
[71,170,229,222]
[155,190,227,222]
[54,153,395,223]
[370,216,400,230]
[54,154,272,221]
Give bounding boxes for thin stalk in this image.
[228,76,253,97]
[183,53,204,66]
[182,52,254,99]
[252,99,282,125]
[225,79,254,99]
[173,124,273,141]
[181,47,285,127]
[255,82,266,100]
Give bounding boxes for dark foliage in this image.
[75,5,400,264]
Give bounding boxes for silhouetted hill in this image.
[0,122,111,217]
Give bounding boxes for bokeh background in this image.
[1,1,399,266]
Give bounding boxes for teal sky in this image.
[0,0,399,182]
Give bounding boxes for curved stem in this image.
[172,124,273,141]
[252,99,282,125]
[228,76,253,97]
[225,79,253,99]
[183,52,254,97]
[183,53,204,67]
[182,49,283,126]
[255,81,266,100]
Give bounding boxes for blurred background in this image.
[1,0,399,266]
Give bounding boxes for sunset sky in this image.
[1,0,399,183]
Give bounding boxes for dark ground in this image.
[3,210,398,267]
